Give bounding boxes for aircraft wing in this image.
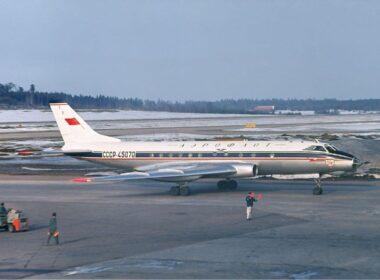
[73,163,238,183]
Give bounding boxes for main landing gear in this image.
[217,179,238,191]
[313,178,323,195]
[170,184,191,196]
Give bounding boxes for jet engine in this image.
[230,164,258,178]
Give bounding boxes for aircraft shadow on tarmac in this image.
[98,179,375,198]
[99,180,310,198]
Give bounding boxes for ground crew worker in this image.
[245,192,258,220]
[0,202,6,215]
[47,212,59,245]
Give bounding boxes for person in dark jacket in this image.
[245,192,258,220]
[0,202,6,215]
[47,212,59,245]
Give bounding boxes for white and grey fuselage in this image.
[63,140,357,178]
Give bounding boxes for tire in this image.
[228,180,238,190]
[218,180,237,191]
[170,186,180,196]
[180,186,191,196]
[217,180,227,191]
[313,187,323,195]
[8,224,14,233]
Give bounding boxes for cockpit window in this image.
[304,145,327,152]
[324,144,336,153]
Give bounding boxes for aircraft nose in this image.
[352,157,370,170]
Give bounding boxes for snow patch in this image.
[63,259,182,276]
[65,266,112,276]
[290,271,319,279]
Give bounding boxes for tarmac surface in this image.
[1,176,380,279]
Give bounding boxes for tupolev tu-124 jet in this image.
[50,103,360,196]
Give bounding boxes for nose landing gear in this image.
[313,178,323,195]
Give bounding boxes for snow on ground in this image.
[338,110,380,115]
[275,110,315,115]
[235,122,380,133]
[1,110,380,134]
[0,109,250,123]
[6,139,63,147]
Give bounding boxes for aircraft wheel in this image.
[217,180,227,191]
[228,180,238,190]
[170,186,180,196]
[313,187,323,195]
[217,180,237,191]
[180,186,191,196]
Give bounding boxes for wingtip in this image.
[72,177,93,183]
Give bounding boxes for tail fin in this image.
[50,103,120,147]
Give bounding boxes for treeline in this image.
[1,82,380,113]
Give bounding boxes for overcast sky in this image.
[0,0,379,101]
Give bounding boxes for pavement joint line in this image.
[23,241,45,269]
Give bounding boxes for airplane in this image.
[50,103,360,196]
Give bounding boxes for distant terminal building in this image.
[250,105,275,114]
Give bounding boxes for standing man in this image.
[47,212,59,245]
[0,202,6,215]
[245,192,258,221]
